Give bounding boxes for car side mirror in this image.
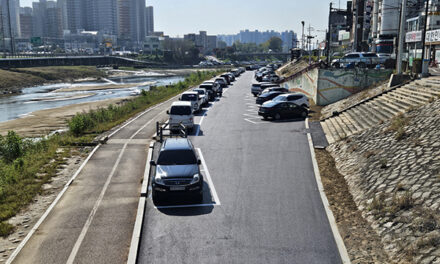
[150,160,156,166]
[197,159,201,165]
[166,110,170,115]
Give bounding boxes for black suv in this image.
[258,101,308,120]
[150,138,203,201]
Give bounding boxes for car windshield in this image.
[363,53,378,58]
[181,94,197,101]
[199,85,213,90]
[194,90,205,95]
[157,150,197,165]
[170,106,191,115]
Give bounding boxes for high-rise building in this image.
[65,0,85,32]
[19,7,32,38]
[1,0,21,38]
[145,6,153,36]
[46,1,62,38]
[32,1,44,37]
[88,0,118,34]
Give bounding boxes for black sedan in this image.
[258,101,308,120]
[256,91,286,105]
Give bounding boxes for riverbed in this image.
[0,73,185,123]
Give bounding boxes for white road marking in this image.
[6,145,101,264]
[197,148,220,205]
[195,110,207,136]
[305,119,351,264]
[67,112,165,264]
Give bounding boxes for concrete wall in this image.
[281,67,319,103]
[281,67,392,106]
[316,69,392,105]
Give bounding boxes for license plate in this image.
[170,186,185,191]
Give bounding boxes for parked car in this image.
[214,77,228,88]
[226,73,235,82]
[167,101,194,131]
[220,74,231,84]
[180,91,200,112]
[193,88,208,107]
[150,138,203,202]
[262,74,280,83]
[231,69,241,77]
[258,101,308,120]
[199,82,220,101]
[265,93,310,108]
[251,82,278,96]
[260,87,289,95]
[331,52,380,68]
[256,91,286,105]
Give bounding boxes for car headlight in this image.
[191,173,200,184]
[155,175,164,185]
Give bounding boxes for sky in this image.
[20,0,339,42]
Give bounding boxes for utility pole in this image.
[301,21,305,50]
[353,0,359,52]
[326,2,332,64]
[421,0,430,76]
[371,0,379,52]
[397,0,407,74]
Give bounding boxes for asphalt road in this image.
[137,72,342,263]
[11,86,178,264]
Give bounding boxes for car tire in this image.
[274,113,281,120]
[301,110,308,119]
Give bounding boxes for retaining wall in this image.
[281,67,392,106]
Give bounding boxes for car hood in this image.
[156,164,198,178]
[261,101,280,108]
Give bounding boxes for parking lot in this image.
[137,71,342,263]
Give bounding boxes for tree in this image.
[162,39,201,65]
[265,37,283,52]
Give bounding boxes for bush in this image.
[0,131,24,163]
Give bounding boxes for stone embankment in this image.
[327,98,440,263]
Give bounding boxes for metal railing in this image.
[156,121,188,143]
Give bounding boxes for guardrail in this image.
[156,121,188,143]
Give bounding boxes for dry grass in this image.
[308,101,323,121]
[315,149,390,263]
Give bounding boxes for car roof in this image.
[278,93,304,97]
[171,101,192,107]
[162,138,192,151]
[182,91,198,95]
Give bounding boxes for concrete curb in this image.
[127,142,154,264]
[305,118,351,264]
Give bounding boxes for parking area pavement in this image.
[137,71,342,263]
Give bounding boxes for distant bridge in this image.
[0,56,164,69]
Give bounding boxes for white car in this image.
[168,101,194,131]
[332,52,381,68]
[180,91,200,112]
[193,88,208,107]
[263,93,310,108]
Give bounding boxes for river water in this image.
[0,73,185,123]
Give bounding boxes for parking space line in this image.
[195,110,207,136]
[196,148,221,205]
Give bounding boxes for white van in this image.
[180,91,200,112]
[168,101,194,131]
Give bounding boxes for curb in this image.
[127,142,154,264]
[305,118,351,264]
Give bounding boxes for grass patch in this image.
[384,113,409,140]
[11,66,105,81]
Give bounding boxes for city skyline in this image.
[19,0,332,41]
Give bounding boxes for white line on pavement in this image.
[305,119,351,264]
[196,148,221,205]
[195,110,207,136]
[67,112,166,264]
[6,145,101,264]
